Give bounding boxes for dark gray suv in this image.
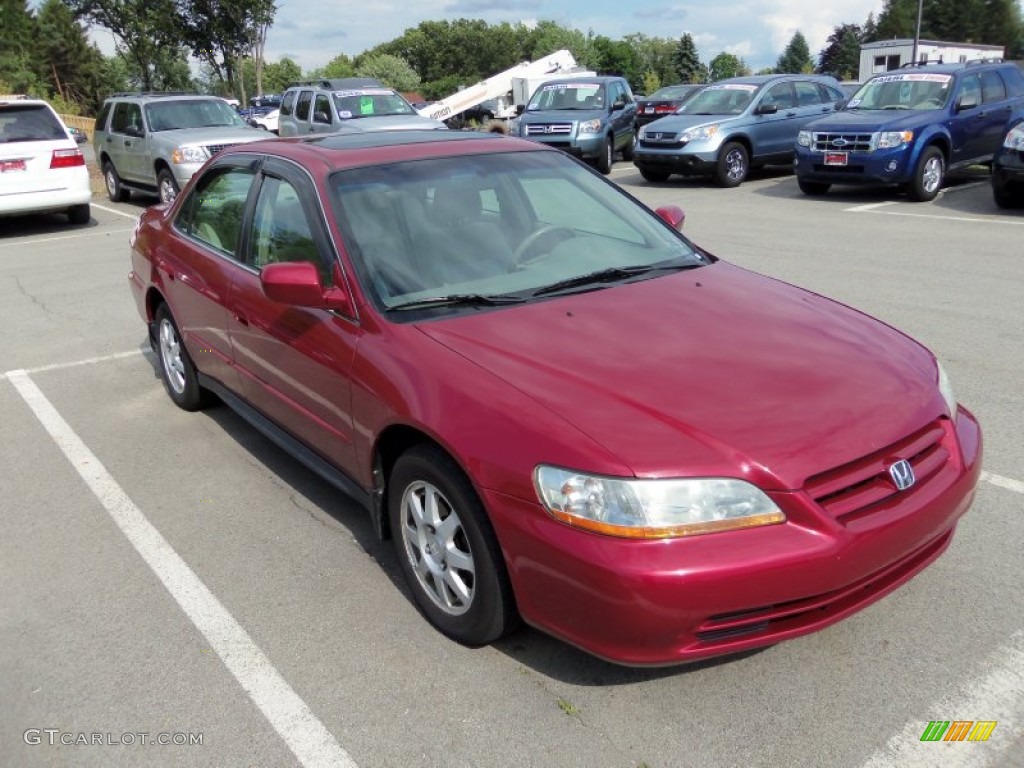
[93,92,266,203]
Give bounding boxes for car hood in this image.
[806,109,940,133]
[418,263,943,489]
[643,112,742,132]
[335,115,447,132]
[519,108,607,123]
[155,125,266,145]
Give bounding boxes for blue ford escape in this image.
[794,61,1024,201]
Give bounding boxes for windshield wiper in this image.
[386,293,527,311]
[531,263,700,297]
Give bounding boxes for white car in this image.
[1,98,91,224]
[253,109,279,133]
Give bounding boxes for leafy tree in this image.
[306,52,355,81]
[776,31,814,73]
[707,52,749,81]
[590,35,639,82]
[624,33,678,87]
[641,70,661,95]
[817,23,863,80]
[356,54,420,92]
[671,33,703,83]
[0,0,40,93]
[36,0,108,112]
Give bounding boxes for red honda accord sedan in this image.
[128,131,981,666]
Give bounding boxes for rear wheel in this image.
[639,168,670,183]
[910,146,944,202]
[596,134,614,174]
[67,203,91,224]
[389,444,518,646]
[715,142,749,187]
[157,169,179,204]
[103,161,129,203]
[798,179,831,196]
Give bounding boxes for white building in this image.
[859,39,1004,82]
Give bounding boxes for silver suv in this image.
[278,78,446,136]
[93,92,266,203]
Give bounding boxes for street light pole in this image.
[912,0,924,66]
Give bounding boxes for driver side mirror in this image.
[260,261,353,314]
[755,103,778,115]
[516,104,526,115]
[313,110,332,124]
[612,99,626,111]
[655,205,685,231]
[124,125,144,137]
[956,94,979,112]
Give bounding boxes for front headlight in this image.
[1003,122,1024,151]
[937,360,958,419]
[681,124,719,142]
[877,130,914,149]
[534,466,786,539]
[171,145,210,164]
[797,130,812,147]
[578,119,602,134]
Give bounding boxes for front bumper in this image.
[992,150,1024,198]
[632,145,720,176]
[794,145,914,186]
[519,132,606,160]
[485,408,982,666]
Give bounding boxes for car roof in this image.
[867,62,1008,78]
[224,130,550,171]
[537,75,625,85]
[0,98,53,108]
[104,92,224,103]
[715,74,838,86]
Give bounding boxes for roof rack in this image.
[287,77,384,90]
[965,57,1003,66]
[108,91,200,98]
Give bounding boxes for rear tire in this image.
[715,142,749,187]
[103,161,129,203]
[639,168,670,183]
[67,203,91,224]
[389,444,518,646]
[596,134,613,174]
[910,146,944,202]
[798,179,831,196]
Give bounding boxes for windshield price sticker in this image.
[333,89,392,97]
[872,74,952,84]
[705,84,758,91]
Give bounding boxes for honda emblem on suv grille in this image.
[888,459,916,491]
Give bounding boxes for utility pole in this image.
[911,0,924,65]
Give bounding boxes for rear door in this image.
[977,69,1014,157]
[227,158,361,478]
[293,89,314,135]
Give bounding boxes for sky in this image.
[263,0,887,73]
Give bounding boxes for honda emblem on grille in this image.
[888,459,916,491]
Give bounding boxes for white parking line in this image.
[860,630,1024,768]
[981,471,1024,495]
[0,228,134,249]
[845,204,1024,226]
[92,203,141,220]
[7,370,358,768]
[0,350,144,381]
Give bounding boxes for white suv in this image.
[0,97,91,224]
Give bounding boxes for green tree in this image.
[776,31,814,73]
[356,54,420,92]
[306,52,355,81]
[624,33,678,87]
[0,0,40,93]
[817,23,863,80]
[707,52,749,80]
[36,0,107,111]
[671,33,703,83]
[641,70,661,95]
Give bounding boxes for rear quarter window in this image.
[95,102,112,132]
[999,66,1024,98]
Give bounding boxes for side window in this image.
[794,81,823,106]
[958,74,981,107]
[980,70,1007,103]
[620,81,634,103]
[763,82,796,110]
[250,176,331,285]
[110,102,131,133]
[313,94,332,124]
[295,90,313,121]
[279,90,297,117]
[1000,67,1024,98]
[176,167,255,256]
[94,102,112,132]
[816,83,841,103]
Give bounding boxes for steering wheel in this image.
[511,224,576,267]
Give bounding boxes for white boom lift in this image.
[421,49,592,123]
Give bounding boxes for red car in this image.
[129,131,981,666]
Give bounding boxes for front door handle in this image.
[233,313,249,327]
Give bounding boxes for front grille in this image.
[204,143,238,156]
[811,132,874,152]
[804,419,950,524]
[641,131,679,144]
[524,123,572,136]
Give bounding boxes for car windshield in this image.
[332,89,417,119]
[847,73,953,110]
[0,104,66,143]
[145,99,246,131]
[527,83,605,111]
[675,84,756,115]
[330,150,705,315]
[648,85,695,101]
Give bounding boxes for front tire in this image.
[157,169,179,204]
[910,146,944,202]
[639,168,670,183]
[715,142,749,187]
[798,179,831,196]
[596,134,613,174]
[389,444,518,646]
[154,304,213,411]
[621,130,635,161]
[103,161,129,203]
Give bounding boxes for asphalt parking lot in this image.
[2,157,1022,768]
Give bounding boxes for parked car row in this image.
[629,61,1024,207]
